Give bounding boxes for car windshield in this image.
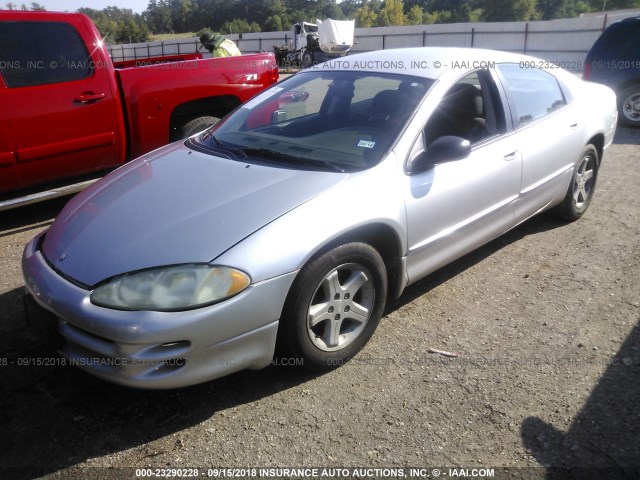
[193,71,434,172]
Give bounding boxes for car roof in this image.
[0,10,99,30]
[308,47,537,80]
[603,16,640,31]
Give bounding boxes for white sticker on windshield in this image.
[242,87,284,110]
[357,140,376,149]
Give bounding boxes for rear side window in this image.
[497,64,566,128]
[0,22,93,88]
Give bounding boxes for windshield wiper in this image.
[210,134,224,147]
[198,134,248,160]
[239,148,346,173]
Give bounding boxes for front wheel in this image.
[278,243,388,370]
[618,84,640,127]
[553,144,599,221]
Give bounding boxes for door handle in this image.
[503,150,518,161]
[74,92,106,104]
[570,123,579,129]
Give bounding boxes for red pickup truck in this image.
[0,11,279,210]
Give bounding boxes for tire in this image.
[553,144,599,221]
[180,116,219,138]
[301,50,314,69]
[618,84,640,127]
[279,243,388,371]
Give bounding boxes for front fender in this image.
[215,155,408,284]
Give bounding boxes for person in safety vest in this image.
[199,29,241,57]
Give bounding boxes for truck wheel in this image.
[302,51,314,68]
[618,84,640,127]
[180,116,219,138]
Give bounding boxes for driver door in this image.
[403,69,522,283]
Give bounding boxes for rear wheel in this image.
[618,84,640,127]
[279,243,387,370]
[553,144,599,221]
[180,116,219,138]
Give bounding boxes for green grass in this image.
[149,32,197,41]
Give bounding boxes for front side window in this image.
[0,22,93,88]
[497,64,566,128]
[194,71,434,172]
[424,69,506,146]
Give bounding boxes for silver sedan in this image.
[22,48,617,388]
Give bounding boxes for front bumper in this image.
[22,232,297,389]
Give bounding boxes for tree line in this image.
[4,0,640,44]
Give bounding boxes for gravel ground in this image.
[0,128,638,480]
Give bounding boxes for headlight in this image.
[91,264,250,311]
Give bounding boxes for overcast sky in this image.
[28,1,149,14]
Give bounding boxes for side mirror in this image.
[408,135,471,174]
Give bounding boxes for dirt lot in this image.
[0,129,638,480]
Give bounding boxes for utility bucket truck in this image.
[274,19,355,68]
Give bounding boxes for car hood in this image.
[42,143,345,287]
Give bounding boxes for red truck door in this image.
[0,14,124,194]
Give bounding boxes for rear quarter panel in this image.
[568,73,618,151]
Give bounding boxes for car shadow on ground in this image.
[516,123,640,478]
[0,195,70,234]
[388,210,568,313]
[0,209,572,479]
[520,321,640,479]
[613,126,640,145]
[0,325,322,479]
